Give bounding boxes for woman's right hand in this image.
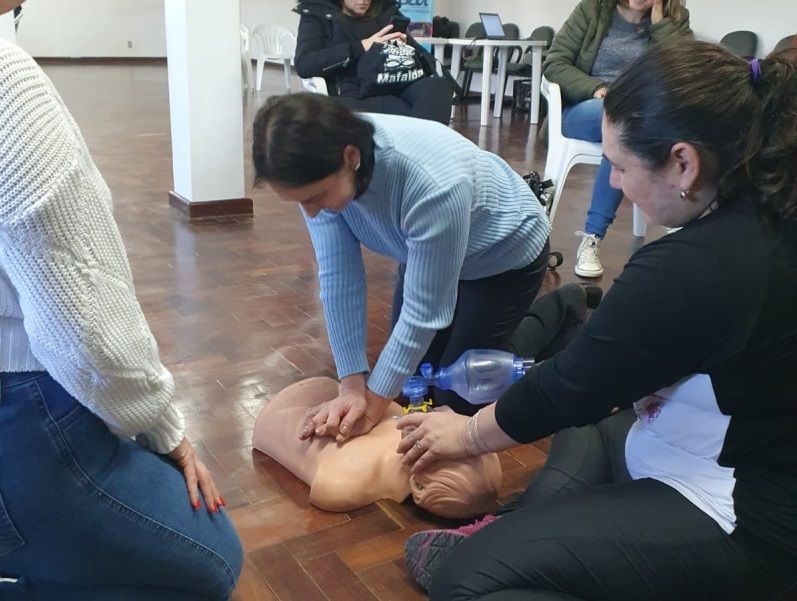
[361,25,406,52]
[593,86,608,99]
[299,373,386,442]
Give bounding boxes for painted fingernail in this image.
[194,499,201,509]
[220,496,226,507]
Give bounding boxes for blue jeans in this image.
[0,372,243,600]
[562,98,624,238]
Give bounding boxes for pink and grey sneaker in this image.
[404,514,499,591]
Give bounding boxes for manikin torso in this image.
[252,377,502,518]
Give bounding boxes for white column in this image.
[0,11,16,42]
[164,0,251,217]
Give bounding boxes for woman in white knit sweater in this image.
[0,2,242,598]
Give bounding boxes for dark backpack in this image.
[432,16,450,38]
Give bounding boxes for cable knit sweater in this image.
[0,40,184,454]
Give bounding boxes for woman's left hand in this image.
[168,437,224,513]
[396,409,471,473]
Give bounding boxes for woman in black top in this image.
[397,40,797,600]
[294,0,453,124]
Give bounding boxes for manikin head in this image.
[410,455,501,519]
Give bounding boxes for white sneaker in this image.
[574,232,604,278]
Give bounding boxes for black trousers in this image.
[335,76,452,125]
[430,371,796,599]
[392,241,549,416]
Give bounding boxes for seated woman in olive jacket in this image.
[543,0,691,279]
[294,0,453,124]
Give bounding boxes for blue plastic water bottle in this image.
[420,349,534,405]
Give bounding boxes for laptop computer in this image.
[479,13,507,40]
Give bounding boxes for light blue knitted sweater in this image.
[304,113,550,398]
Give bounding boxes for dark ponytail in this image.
[734,47,797,223]
[604,40,797,226]
[252,93,375,197]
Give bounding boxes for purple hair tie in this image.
[749,58,762,82]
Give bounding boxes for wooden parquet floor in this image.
[41,62,669,600]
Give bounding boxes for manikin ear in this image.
[342,144,361,172]
[668,142,702,196]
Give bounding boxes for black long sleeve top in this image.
[497,200,797,557]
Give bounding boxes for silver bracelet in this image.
[472,410,494,454]
[463,415,481,456]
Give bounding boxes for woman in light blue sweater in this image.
[253,94,551,441]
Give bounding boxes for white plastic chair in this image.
[240,25,254,92]
[541,77,646,237]
[251,24,297,93]
[300,77,329,95]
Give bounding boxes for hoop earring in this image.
[680,190,690,201]
[354,162,361,172]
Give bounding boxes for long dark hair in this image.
[252,94,376,196]
[604,40,797,225]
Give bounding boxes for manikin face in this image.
[602,117,706,229]
[341,0,372,18]
[0,0,23,16]
[269,145,360,218]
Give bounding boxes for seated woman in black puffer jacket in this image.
[294,0,453,124]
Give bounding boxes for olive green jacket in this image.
[543,0,692,105]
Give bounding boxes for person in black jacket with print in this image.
[294,0,452,124]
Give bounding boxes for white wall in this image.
[439,0,575,38]
[0,11,15,42]
[16,0,167,57]
[11,0,797,58]
[688,2,795,54]
[14,0,299,58]
[438,0,796,55]
[240,0,299,33]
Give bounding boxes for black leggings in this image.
[335,76,452,125]
[431,411,795,601]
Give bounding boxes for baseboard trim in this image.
[35,57,167,65]
[168,191,254,219]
